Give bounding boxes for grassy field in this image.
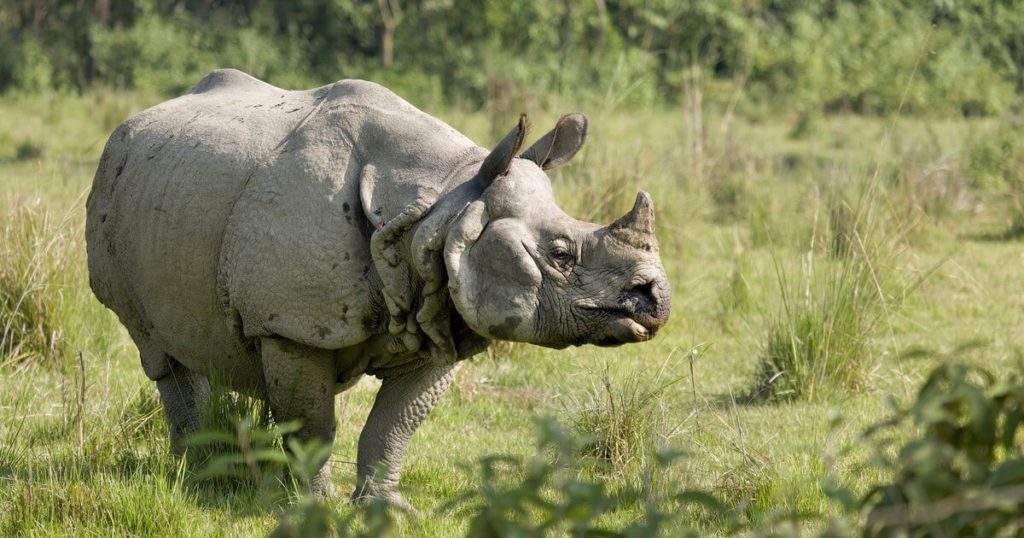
[1,88,1022,536]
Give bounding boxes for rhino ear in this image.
[478,114,528,188]
[521,113,587,170]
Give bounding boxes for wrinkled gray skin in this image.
[86,69,671,509]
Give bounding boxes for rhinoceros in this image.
[85,69,671,508]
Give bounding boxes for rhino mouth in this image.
[578,305,658,347]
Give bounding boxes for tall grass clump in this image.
[568,357,690,476]
[0,199,76,366]
[753,186,898,402]
[572,373,661,474]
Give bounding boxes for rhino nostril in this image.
[627,280,657,306]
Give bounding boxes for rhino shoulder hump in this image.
[190,68,281,94]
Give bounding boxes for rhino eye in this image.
[550,244,574,267]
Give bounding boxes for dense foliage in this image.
[827,362,1024,536]
[2,0,1022,114]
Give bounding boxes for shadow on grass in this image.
[698,363,805,409]
[703,372,860,409]
[0,436,281,520]
[705,387,783,409]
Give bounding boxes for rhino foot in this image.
[350,487,417,515]
[308,465,336,498]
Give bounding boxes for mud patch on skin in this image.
[488,315,523,339]
[315,325,332,339]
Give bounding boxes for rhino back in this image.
[86,69,322,385]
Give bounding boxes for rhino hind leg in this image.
[352,363,455,512]
[154,357,211,456]
[259,337,338,497]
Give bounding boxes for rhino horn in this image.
[611,191,656,236]
[478,114,528,188]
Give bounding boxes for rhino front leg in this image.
[260,337,338,497]
[352,363,455,510]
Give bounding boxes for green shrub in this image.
[184,389,291,492]
[187,411,395,537]
[445,417,728,537]
[828,362,1024,536]
[1,38,53,93]
[270,495,395,538]
[187,414,295,493]
[192,416,729,537]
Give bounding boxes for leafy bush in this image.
[829,362,1024,536]
[186,411,731,537]
[0,37,53,92]
[187,410,396,537]
[445,417,728,537]
[270,496,395,538]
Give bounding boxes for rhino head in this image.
[444,114,671,349]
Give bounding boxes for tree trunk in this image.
[594,0,607,51]
[94,0,110,25]
[378,0,401,68]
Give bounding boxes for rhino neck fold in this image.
[365,148,491,370]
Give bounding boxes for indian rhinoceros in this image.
[85,68,671,508]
